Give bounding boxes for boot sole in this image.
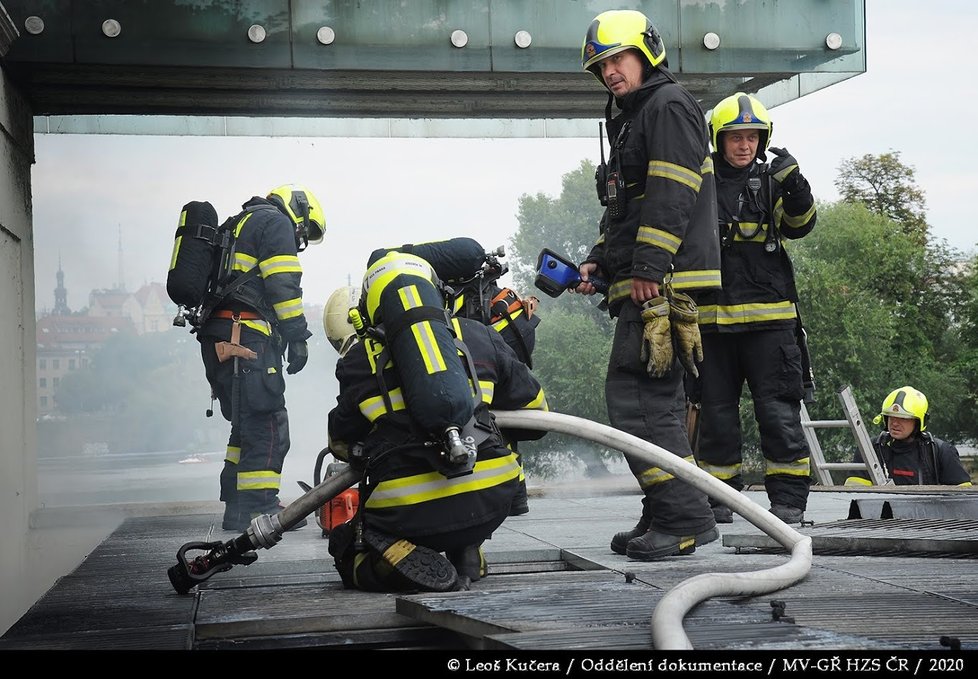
[362,528,458,592]
[626,527,720,561]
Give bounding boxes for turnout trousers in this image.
[606,301,715,534]
[200,334,290,520]
[696,327,811,510]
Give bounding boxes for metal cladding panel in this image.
[681,0,866,75]
[292,0,492,71]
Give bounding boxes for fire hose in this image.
[491,409,812,651]
[168,410,811,651]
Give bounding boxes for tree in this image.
[506,159,620,477]
[788,201,969,457]
[834,151,928,245]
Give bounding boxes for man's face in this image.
[597,49,645,97]
[721,130,760,168]
[887,416,917,441]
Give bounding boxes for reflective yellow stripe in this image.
[360,388,407,421]
[782,203,816,229]
[169,235,182,271]
[273,297,304,321]
[233,212,254,237]
[648,160,703,192]
[237,470,281,491]
[225,446,240,464]
[845,476,873,487]
[523,388,548,411]
[765,457,811,477]
[240,319,272,335]
[636,455,697,488]
[698,300,796,326]
[260,255,302,277]
[608,272,722,305]
[725,222,768,243]
[697,460,741,481]
[701,155,714,175]
[365,453,520,508]
[670,270,721,290]
[363,253,435,322]
[477,380,495,404]
[399,285,447,374]
[232,253,258,273]
[636,226,681,254]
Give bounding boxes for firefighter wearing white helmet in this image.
[693,93,818,526]
[573,9,721,562]
[845,387,972,487]
[323,286,360,357]
[196,184,326,533]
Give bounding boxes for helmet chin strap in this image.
[292,192,311,252]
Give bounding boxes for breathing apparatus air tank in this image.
[361,251,477,461]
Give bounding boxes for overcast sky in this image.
[30,0,978,317]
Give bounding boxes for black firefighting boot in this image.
[447,543,487,590]
[361,528,458,593]
[770,503,805,525]
[611,500,652,555]
[625,526,720,561]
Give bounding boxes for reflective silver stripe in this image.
[636,226,681,254]
[648,160,703,192]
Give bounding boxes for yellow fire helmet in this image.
[323,286,360,357]
[708,92,773,153]
[267,184,326,250]
[873,386,928,431]
[582,9,666,85]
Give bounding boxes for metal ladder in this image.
[801,384,889,486]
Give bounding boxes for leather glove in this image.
[639,297,673,378]
[668,291,704,379]
[768,147,800,184]
[286,339,308,374]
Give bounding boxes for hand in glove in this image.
[286,339,309,375]
[640,296,673,378]
[668,292,704,379]
[768,147,800,184]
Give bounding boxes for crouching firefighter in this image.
[326,251,549,592]
[370,236,542,515]
[196,184,327,532]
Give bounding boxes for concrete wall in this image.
[0,63,38,634]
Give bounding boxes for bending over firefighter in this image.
[326,251,549,592]
[368,236,542,516]
[194,185,327,532]
[694,92,817,525]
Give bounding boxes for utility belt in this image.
[211,309,265,321]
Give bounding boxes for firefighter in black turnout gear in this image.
[573,10,721,561]
[327,251,548,592]
[845,387,972,488]
[198,184,326,532]
[369,237,541,515]
[695,93,817,525]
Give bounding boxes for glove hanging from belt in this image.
[639,296,672,378]
[665,284,704,379]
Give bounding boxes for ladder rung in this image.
[815,463,869,470]
[802,420,849,428]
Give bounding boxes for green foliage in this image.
[507,159,622,477]
[834,151,928,245]
[788,201,971,459]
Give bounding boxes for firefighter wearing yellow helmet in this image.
[196,184,326,532]
[845,387,972,487]
[572,9,721,562]
[693,92,818,526]
[326,250,549,592]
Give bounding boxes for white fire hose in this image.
[492,409,813,651]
